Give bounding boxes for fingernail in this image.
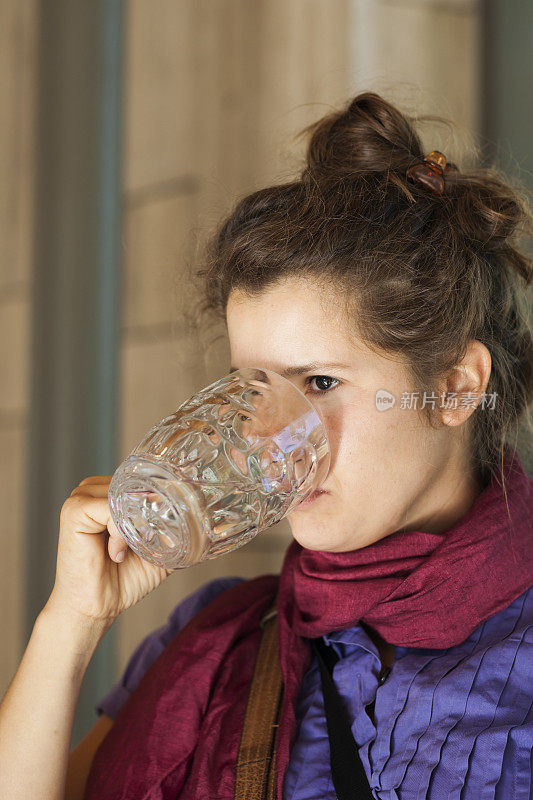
[116,550,125,562]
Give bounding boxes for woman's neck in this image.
[400,454,484,536]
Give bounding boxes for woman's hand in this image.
[45,475,173,626]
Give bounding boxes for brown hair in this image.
[191,91,533,496]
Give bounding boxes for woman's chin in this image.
[287,523,339,552]
[287,517,370,553]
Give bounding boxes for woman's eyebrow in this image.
[229,362,351,377]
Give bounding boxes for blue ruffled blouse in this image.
[96,575,533,799]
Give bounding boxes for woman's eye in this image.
[305,375,341,395]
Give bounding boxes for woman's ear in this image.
[438,339,492,427]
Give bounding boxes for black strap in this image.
[311,637,374,800]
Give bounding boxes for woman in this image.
[1,92,531,800]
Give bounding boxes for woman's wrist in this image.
[37,599,114,673]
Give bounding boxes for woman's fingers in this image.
[51,474,172,623]
[68,482,128,562]
[107,516,128,562]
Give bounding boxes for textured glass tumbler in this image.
[108,367,330,569]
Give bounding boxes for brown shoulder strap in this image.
[234,600,283,800]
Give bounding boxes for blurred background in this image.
[1,0,532,746]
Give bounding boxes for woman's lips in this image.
[296,489,329,508]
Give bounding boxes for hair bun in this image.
[303,92,424,177]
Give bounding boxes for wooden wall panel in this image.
[0,0,38,699]
[0,428,29,692]
[0,0,38,288]
[122,188,199,331]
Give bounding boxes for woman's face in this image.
[226,277,485,552]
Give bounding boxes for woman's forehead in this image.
[227,286,355,358]
[226,281,413,384]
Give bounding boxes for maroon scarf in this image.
[84,449,533,800]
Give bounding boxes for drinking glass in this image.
[108,366,330,569]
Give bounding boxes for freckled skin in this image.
[226,276,492,554]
